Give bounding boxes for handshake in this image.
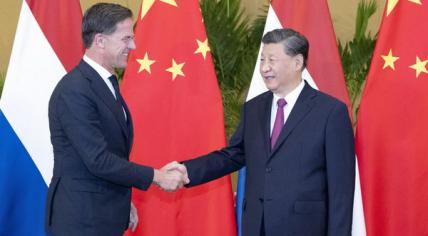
[152,161,189,192]
[129,161,189,231]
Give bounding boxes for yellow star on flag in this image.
[409,56,428,78]
[194,39,211,60]
[140,0,178,20]
[408,0,422,4]
[381,49,399,70]
[166,59,185,80]
[387,0,399,16]
[387,0,423,16]
[136,52,156,74]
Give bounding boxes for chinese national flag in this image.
[121,0,236,235]
[356,1,428,235]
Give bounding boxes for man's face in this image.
[259,42,302,96]
[102,18,135,72]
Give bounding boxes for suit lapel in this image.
[258,92,273,158]
[269,82,317,158]
[77,60,130,142]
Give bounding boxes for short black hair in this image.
[262,28,309,69]
[82,3,133,48]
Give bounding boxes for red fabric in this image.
[272,0,351,112]
[356,2,428,235]
[26,0,83,72]
[121,0,236,235]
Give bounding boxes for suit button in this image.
[266,167,272,173]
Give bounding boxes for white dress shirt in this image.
[83,55,127,120]
[83,55,116,99]
[270,80,305,135]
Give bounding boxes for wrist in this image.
[153,169,163,185]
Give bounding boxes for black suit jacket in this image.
[45,60,153,236]
[184,82,355,236]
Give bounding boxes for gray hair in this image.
[262,28,309,69]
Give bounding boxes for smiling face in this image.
[259,42,304,97]
[100,18,135,72]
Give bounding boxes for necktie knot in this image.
[107,75,121,100]
[271,98,286,149]
[108,75,119,91]
[277,98,287,108]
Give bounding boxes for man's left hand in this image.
[129,202,138,232]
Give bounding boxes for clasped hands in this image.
[153,161,189,192]
[129,162,188,231]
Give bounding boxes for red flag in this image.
[121,0,236,235]
[356,1,428,235]
[27,0,83,72]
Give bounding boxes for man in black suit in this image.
[171,28,355,236]
[45,3,187,236]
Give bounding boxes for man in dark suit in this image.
[171,28,355,236]
[45,3,187,236]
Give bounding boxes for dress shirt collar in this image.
[272,79,305,108]
[83,55,112,80]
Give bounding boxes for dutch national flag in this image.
[0,1,82,235]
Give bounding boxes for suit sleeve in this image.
[56,86,153,190]
[183,106,247,187]
[325,102,355,236]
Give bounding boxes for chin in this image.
[263,80,277,90]
[116,63,127,69]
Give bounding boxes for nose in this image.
[128,39,136,50]
[260,60,271,73]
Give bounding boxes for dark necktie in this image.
[107,75,121,101]
[271,98,287,149]
[107,75,127,120]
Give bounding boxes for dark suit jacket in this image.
[183,82,355,236]
[45,60,153,236]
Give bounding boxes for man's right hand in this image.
[153,161,189,192]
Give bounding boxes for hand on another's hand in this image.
[162,161,188,180]
[153,161,189,192]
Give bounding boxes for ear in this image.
[294,54,304,71]
[93,33,106,49]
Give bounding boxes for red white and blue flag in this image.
[0,1,82,235]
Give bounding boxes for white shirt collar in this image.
[83,55,112,80]
[82,55,127,120]
[272,79,305,108]
[270,79,305,133]
[83,55,117,100]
